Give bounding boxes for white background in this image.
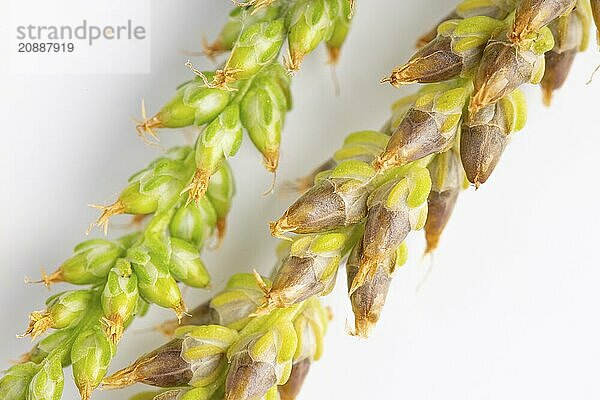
[2,1,600,399]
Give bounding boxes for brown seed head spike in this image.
[17,311,53,340]
[87,200,126,236]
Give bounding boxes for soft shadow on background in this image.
[1,1,600,399]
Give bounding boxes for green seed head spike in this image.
[28,357,64,400]
[169,197,218,250]
[240,65,290,174]
[509,0,576,43]
[189,104,243,203]
[127,237,186,320]
[286,0,340,71]
[384,16,504,86]
[36,239,123,287]
[206,162,235,246]
[270,160,375,238]
[213,19,286,89]
[101,259,140,344]
[325,0,354,64]
[71,325,115,400]
[91,147,194,234]
[455,0,517,19]
[19,290,94,340]
[0,362,38,400]
[168,237,211,288]
[424,150,463,253]
[375,81,470,172]
[24,329,73,365]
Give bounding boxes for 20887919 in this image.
[18,42,75,52]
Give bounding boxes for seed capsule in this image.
[510,0,577,43]
[385,17,504,86]
[19,290,94,340]
[210,273,272,330]
[188,105,243,202]
[204,6,282,58]
[208,19,286,89]
[0,362,38,400]
[179,325,239,387]
[326,0,353,64]
[101,259,139,344]
[206,162,235,245]
[240,64,290,173]
[292,297,328,362]
[540,10,586,105]
[455,0,517,19]
[592,0,600,42]
[28,357,64,400]
[168,238,210,288]
[226,316,298,400]
[169,197,217,250]
[24,329,73,365]
[35,239,123,287]
[261,228,357,311]
[270,160,375,238]
[346,243,407,337]
[71,325,115,400]
[278,359,311,400]
[375,82,470,171]
[424,151,463,253]
[461,89,527,187]
[470,26,553,113]
[103,338,192,389]
[352,168,430,292]
[127,237,186,320]
[92,147,195,234]
[286,0,340,71]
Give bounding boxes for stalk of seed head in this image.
[384,16,504,86]
[469,23,554,113]
[541,4,589,105]
[509,0,577,43]
[346,242,408,337]
[374,80,470,172]
[424,150,464,254]
[461,89,527,187]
